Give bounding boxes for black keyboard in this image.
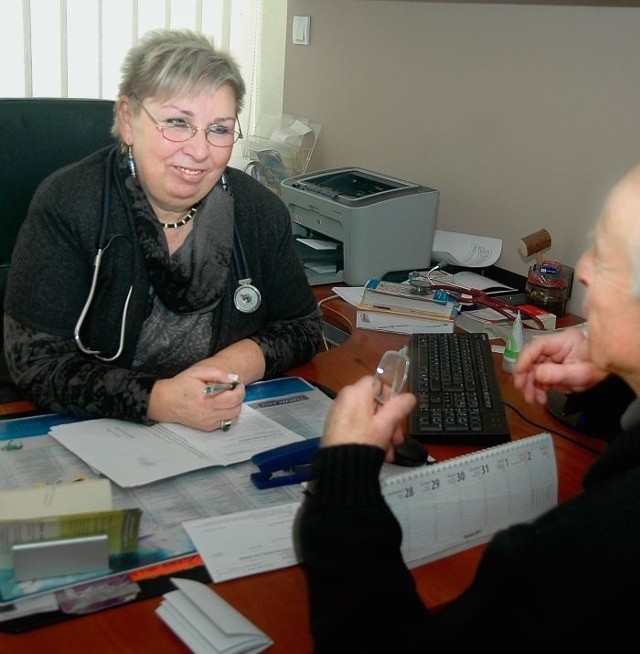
[407,332,510,445]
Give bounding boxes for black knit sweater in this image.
[299,420,640,649]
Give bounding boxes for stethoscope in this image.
[73,147,261,361]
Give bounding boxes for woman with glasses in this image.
[4,29,322,432]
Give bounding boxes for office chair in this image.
[0,97,116,402]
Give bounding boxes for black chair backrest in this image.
[0,97,116,401]
[0,97,116,267]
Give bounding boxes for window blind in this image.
[0,0,286,161]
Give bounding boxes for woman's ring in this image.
[220,419,232,432]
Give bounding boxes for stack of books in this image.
[356,279,459,334]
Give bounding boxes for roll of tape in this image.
[518,229,552,258]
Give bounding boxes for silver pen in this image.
[202,381,238,396]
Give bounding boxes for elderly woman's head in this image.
[113,29,246,222]
[576,164,640,380]
[112,29,245,141]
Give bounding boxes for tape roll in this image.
[518,229,552,258]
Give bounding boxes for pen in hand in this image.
[202,381,238,396]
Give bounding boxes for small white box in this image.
[456,304,556,339]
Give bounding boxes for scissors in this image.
[408,276,546,330]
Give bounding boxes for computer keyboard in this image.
[407,332,510,445]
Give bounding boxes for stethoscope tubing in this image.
[73,147,260,360]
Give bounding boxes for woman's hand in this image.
[148,367,245,431]
[512,327,607,405]
[321,376,417,463]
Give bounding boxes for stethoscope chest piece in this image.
[234,278,261,313]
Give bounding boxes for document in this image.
[296,237,338,250]
[183,503,302,583]
[0,378,331,607]
[356,309,455,335]
[331,285,365,306]
[184,434,557,585]
[0,479,111,520]
[50,405,305,488]
[157,577,273,653]
[443,270,516,294]
[431,229,502,267]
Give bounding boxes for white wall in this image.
[284,0,640,315]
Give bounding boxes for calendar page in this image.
[382,433,557,567]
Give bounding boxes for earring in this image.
[127,145,137,178]
[221,173,228,191]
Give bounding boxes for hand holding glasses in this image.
[374,346,410,404]
[375,346,431,467]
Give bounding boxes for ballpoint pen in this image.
[202,381,238,396]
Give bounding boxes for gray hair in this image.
[111,28,245,139]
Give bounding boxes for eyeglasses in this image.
[374,346,410,403]
[136,97,243,147]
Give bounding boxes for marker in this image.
[202,381,238,396]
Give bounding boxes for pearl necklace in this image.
[161,204,199,230]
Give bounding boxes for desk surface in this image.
[0,289,601,653]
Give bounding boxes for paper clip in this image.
[250,438,320,489]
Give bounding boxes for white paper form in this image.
[157,577,273,653]
[114,460,305,550]
[184,502,302,582]
[431,230,503,267]
[178,382,335,582]
[244,380,333,440]
[296,238,338,250]
[0,433,97,491]
[331,285,365,306]
[50,405,304,488]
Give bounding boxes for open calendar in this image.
[382,433,558,567]
[172,434,557,584]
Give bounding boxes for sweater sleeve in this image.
[3,314,155,422]
[298,444,431,652]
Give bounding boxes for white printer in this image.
[280,167,439,285]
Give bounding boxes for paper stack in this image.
[356,308,454,334]
[456,304,556,338]
[156,577,273,654]
[356,279,458,334]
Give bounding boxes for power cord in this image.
[317,294,353,351]
[503,401,603,456]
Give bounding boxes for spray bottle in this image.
[502,311,523,374]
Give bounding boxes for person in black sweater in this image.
[298,163,640,649]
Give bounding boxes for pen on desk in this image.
[202,381,238,396]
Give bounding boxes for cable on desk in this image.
[503,401,603,456]
[317,294,353,351]
[317,293,339,309]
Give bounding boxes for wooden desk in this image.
[0,290,600,653]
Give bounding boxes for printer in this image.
[280,167,439,285]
